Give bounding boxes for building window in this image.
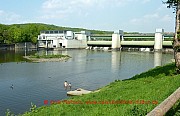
[59,31,63,33]
[45,31,49,34]
[39,36,42,40]
[54,31,58,33]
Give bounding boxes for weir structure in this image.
[87,28,173,51]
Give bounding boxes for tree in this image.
[8,26,22,43]
[164,0,180,73]
[0,24,9,43]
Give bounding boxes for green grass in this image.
[10,63,180,116]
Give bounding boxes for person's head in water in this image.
[64,81,68,87]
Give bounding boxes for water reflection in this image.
[154,52,162,67]
[0,50,35,63]
[111,51,121,73]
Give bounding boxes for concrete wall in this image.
[62,40,87,48]
[0,42,36,50]
[52,39,59,48]
[75,34,87,40]
[0,44,15,50]
[15,42,36,50]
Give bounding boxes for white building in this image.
[37,30,91,49]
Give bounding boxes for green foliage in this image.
[129,105,148,116]
[5,109,14,116]
[31,37,37,44]
[164,0,180,8]
[29,102,37,113]
[166,99,180,116]
[6,103,40,116]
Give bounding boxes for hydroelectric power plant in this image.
[37,28,173,52]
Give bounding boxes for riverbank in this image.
[23,54,71,62]
[14,63,180,115]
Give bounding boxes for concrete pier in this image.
[111,30,123,50]
[154,29,164,51]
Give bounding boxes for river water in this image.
[0,49,173,115]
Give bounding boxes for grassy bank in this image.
[13,63,180,115]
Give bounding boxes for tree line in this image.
[0,23,113,44]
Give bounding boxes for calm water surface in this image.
[0,50,173,115]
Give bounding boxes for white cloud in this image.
[129,5,173,26]
[130,13,160,25]
[156,4,171,11]
[0,10,22,24]
[42,0,128,10]
[0,10,4,15]
[37,0,174,32]
[161,14,173,22]
[144,13,159,19]
[40,0,145,20]
[128,4,175,32]
[142,0,151,4]
[42,0,99,11]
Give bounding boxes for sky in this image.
[0,0,176,33]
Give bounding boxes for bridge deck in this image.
[87,41,173,47]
